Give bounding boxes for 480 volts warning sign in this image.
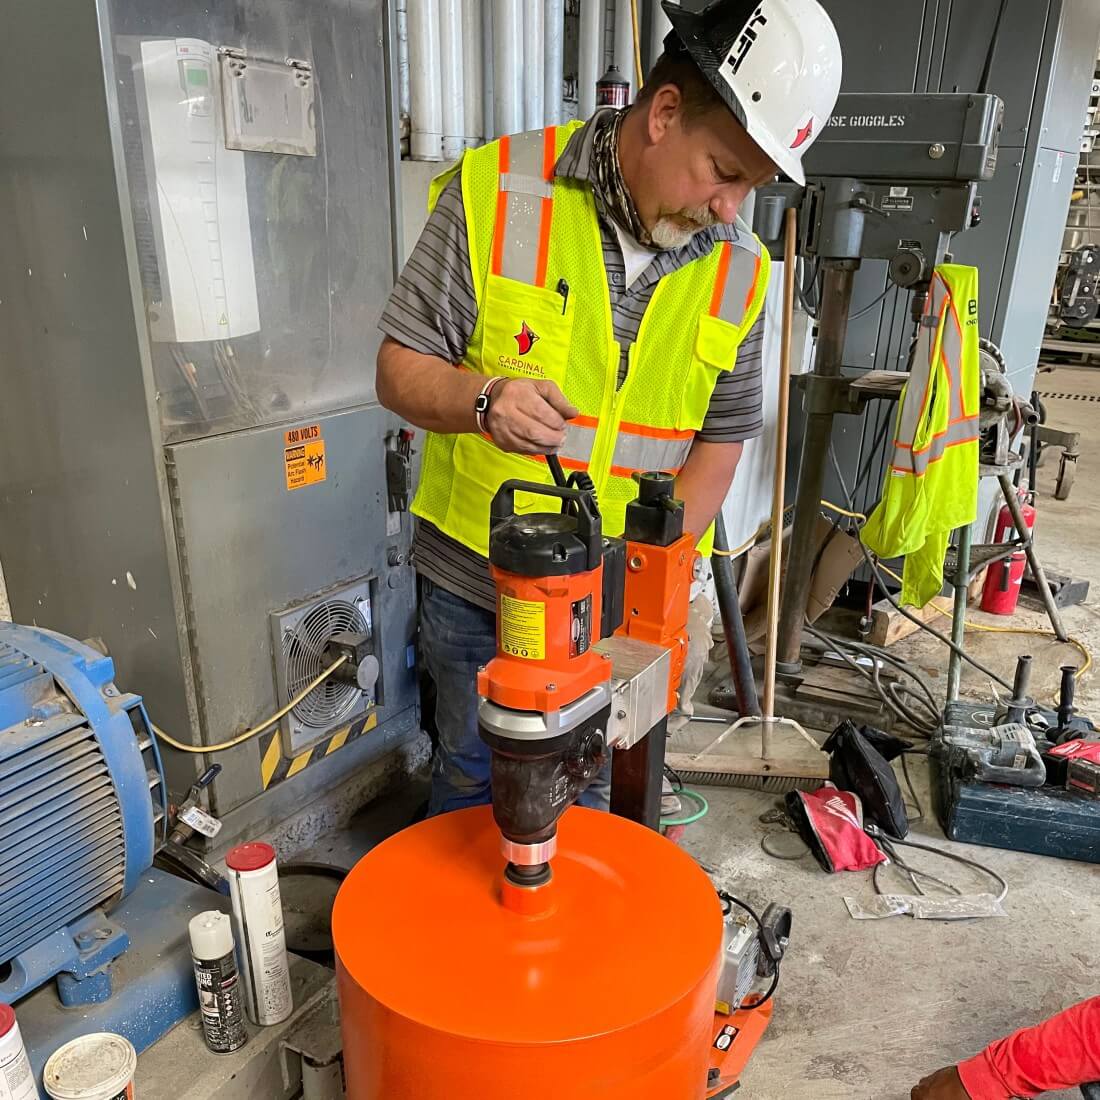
[284,423,326,491]
[500,595,546,660]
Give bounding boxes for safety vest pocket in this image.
[680,314,740,429]
[480,273,574,388]
[445,432,551,555]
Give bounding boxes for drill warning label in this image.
[284,423,326,491]
[500,595,546,660]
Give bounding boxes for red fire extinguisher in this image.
[981,491,1036,615]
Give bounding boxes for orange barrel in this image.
[334,805,723,1099]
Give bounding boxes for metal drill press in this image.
[751,92,1004,680]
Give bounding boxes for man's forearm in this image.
[676,440,744,541]
[959,997,1100,1099]
[376,336,483,434]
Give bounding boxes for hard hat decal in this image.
[514,321,540,356]
[725,5,768,77]
[789,115,816,150]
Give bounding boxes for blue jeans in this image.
[419,579,611,816]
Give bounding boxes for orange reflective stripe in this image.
[617,420,695,440]
[490,136,512,277]
[743,253,762,314]
[535,127,557,287]
[570,415,693,441]
[709,242,732,317]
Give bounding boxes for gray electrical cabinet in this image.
[814,0,1100,523]
[0,0,418,844]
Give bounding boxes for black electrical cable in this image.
[847,284,897,324]
[867,825,1009,904]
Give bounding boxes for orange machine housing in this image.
[334,806,745,1100]
[478,561,611,715]
[616,533,699,712]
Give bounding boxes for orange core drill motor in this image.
[477,472,626,896]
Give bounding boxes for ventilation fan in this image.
[269,578,377,754]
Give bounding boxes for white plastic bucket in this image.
[42,1033,137,1100]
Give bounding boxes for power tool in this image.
[477,474,622,898]
[473,469,790,1096]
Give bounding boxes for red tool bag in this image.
[785,785,887,873]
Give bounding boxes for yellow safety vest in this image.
[861,264,981,607]
[411,122,770,558]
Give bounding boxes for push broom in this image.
[668,208,829,793]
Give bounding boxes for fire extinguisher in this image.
[981,491,1036,615]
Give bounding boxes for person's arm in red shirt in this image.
[912,997,1100,1099]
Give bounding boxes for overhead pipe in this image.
[647,0,671,73]
[439,0,466,159]
[462,0,484,146]
[523,0,546,129]
[493,0,524,135]
[396,0,410,120]
[482,0,495,137]
[408,0,443,160]
[544,0,564,125]
[614,0,636,98]
[578,0,604,120]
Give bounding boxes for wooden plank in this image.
[867,574,984,648]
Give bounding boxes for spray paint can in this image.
[189,911,248,1054]
[596,64,630,108]
[0,1005,36,1100]
[227,843,293,1026]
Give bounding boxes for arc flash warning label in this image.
[500,595,546,660]
[284,423,326,490]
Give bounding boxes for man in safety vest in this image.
[377,0,843,815]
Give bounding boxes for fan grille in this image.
[282,599,368,729]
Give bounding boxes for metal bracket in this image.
[279,987,344,1100]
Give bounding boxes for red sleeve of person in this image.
[957,997,1100,1098]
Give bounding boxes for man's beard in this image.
[649,205,720,249]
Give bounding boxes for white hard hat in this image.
[662,0,843,186]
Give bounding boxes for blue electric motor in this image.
[0,623,165,1007]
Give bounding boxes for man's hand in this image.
[485,379,579,455]
[912,1066,971,1100]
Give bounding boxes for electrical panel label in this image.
[284,424,326,491]
[500,595,546,660]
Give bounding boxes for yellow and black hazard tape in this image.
[260,710,378,791]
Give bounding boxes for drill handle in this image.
[491,480,603,570]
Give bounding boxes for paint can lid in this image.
[226,841,276,872]
[43,1032,137,1099]
[189,910,234,960]
[0,1003,15,1039]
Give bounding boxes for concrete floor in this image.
[673,363,1100,1099]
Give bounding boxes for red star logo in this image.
[791,118,814,150]
[514,321,539,356]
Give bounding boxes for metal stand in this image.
[776,260,858,670]
[610,716,666,830]
[712,515,761,717]
[946,468,1068,701]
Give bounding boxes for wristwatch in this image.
[475,376,507,434]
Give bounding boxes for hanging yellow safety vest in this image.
[861,264,981,608]
[411,123,771,558]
